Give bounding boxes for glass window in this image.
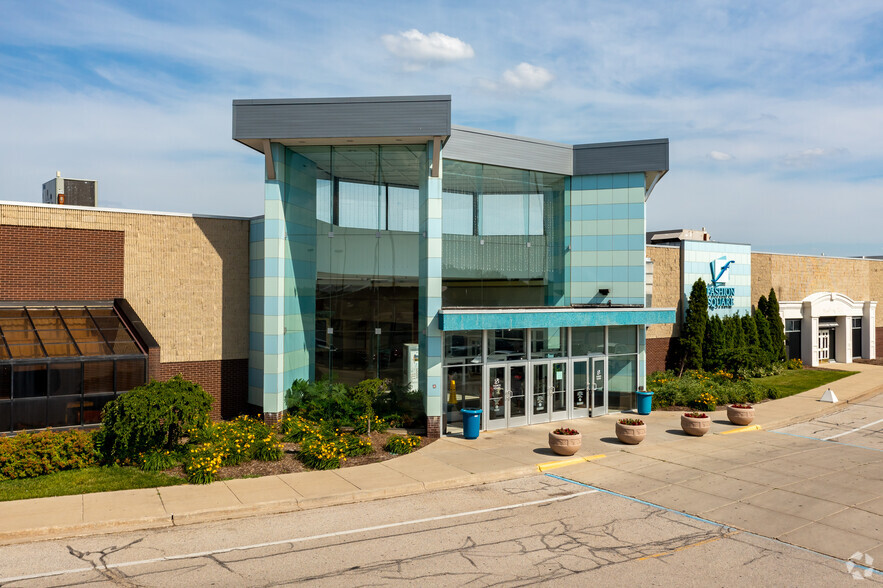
[116,359,146,393]
[0,401,10,432]
[608,326,637,355]
[531,328,566,358]
[387,186,419,232]
[785,319,801,333]
[852,317,862,329]
[49,363,82,397]
[609,356,637,411]
[84,361,114,395]
[14,398,47,430]
[338,180,384,230]
[442,191,473,235]
[13,364,47,398]
[480,193,544,236]
[444,331,482,365]
[44,343,81,357]
[571,327,604,356]
[0,365,10,399]
[487,329,526,361]
[83,394,114,425]
[316,178,332,224]
[48,397,80,427]
[7,343,44,359]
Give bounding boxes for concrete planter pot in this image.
[549,431,582,456]
[615,421,646,445]
[727,405,755,426]
[681,414,711,437]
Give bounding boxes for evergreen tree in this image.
[741,314,759,348]
[726,314,746,348]
[681,278,709,370]
[703,315,726,371]
[766,288,786,360]
[757,295,769,318]
[754,308,774,358]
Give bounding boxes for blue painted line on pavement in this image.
[547,472,883,577]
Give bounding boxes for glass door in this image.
[590,357,607,416]
[486,363,528,429]
[550,361,568,421]
[572,360,590,419]
[531,362,550,423]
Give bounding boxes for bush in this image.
[298,430,348,470]
[353,414,391,434]
[374,383,425,427]
[190,416,283,467]
[184,442,223,484]
[384,435,421,455]
[648,369,768,409]
[285,379,362,426]
[96,375,212,464]
[0,430,98,481]
[341,433,373,457]
[138,449,180,472]
[278,414,323,443]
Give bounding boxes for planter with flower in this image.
[681,412,711,436]
[615,418,646,445]
[549,427,582,456]
[727,403,755,426]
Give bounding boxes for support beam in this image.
[431,136,441,178]
[263,139,276,180]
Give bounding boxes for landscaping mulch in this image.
[162,430,435,481]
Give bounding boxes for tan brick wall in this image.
[753,253,883,327]
[0,203,250,362]
[647,245,681,338]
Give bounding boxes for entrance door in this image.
[572,360,590,419]
[531,363,550,423]
[818,329,830,361]
[590,357,607,416]
[486,363,528,430]
[550,361,568,421]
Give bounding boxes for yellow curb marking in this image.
[537,454,606,472]
[638,531,740,560]
[719,424,762,435]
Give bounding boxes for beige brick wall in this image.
[753,252,883,327]
[647,244,681,338]
[0,203,250,362]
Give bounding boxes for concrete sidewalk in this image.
[1,363,881,547]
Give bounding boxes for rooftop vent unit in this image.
[42,172,98,207]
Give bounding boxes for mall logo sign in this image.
[707,256,735,310]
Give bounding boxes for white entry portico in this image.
[780,292,876,366]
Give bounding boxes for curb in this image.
[536,454,606,472]
[718,425,762,435]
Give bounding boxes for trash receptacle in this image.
[461,408,482,439]
[636,389,653,415]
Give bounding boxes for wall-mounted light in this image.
[598,288,610,296]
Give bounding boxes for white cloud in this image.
[501,63,554,90]
[782,147,848,168]
[381,29,474,70]
[709,151,733,161]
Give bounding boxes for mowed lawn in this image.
[0,466,185,502]
[752,368,856,399]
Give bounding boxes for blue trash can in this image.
[461,408,482,439]
[636,389,653,415]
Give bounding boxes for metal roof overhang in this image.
[438,307,677,331]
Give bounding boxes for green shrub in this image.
[190,416,283,467]
[183,442,223,484]
[341,433,373,457]
[681,278,708,370]
[374,383,425,427]
[278,414,323,443]
[353,414,391,434]
[298,430,348,470]
[648,369,768,409]
[285,379,362,426]
[384,435,421,455]
[96,375,212,464]
[138,449,180,472]
[0,430,98,481]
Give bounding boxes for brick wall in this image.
[647,337,677,373]
[878,328,883,359]
[0,224,124,300]
[156,359,249,420]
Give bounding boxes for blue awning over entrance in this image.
[438,307,676,331]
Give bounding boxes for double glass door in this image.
[572,356,607,417]
[487,360,579,429]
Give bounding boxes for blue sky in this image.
[1,0,881,256]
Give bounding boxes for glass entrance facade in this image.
[442,326,638,432]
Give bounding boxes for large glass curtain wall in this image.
[0,306,147,432]
[441,160,566,307]
[288,145,426,387]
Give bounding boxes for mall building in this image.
[0,95,880,435]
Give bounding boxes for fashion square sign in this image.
[707,256,735,310]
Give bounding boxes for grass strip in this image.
[0,466,185,502]
[752,368,856,399]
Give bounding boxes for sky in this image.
[1,0,881,257]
